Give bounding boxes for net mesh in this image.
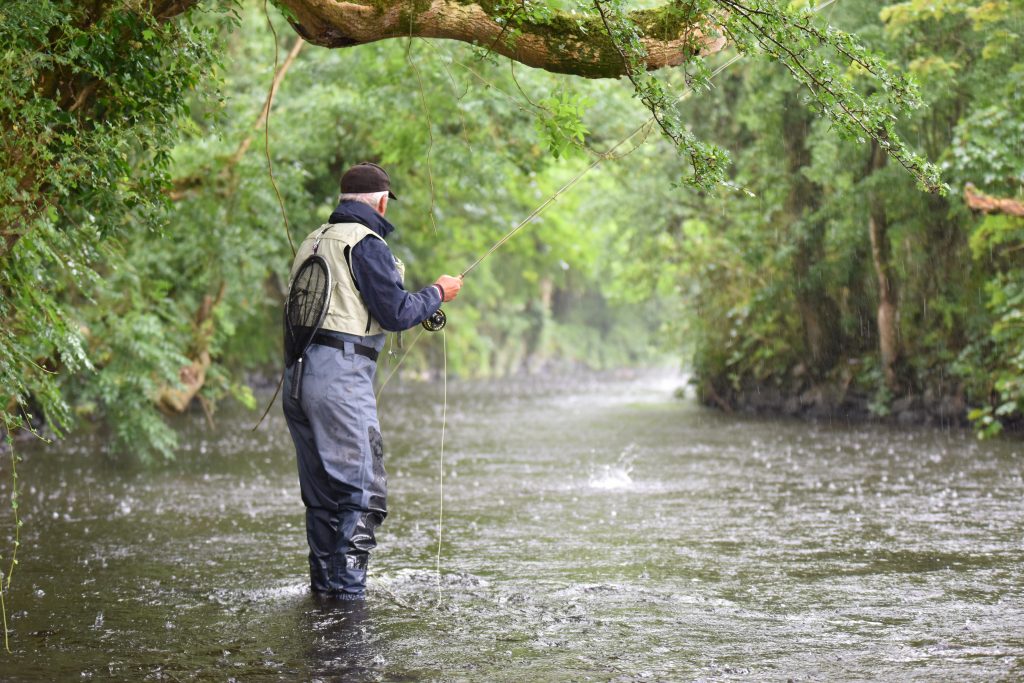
[284,255,331,365]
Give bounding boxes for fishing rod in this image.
[421,53,749,332]
[462,56,755,278]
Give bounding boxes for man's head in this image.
[340,162,396,215]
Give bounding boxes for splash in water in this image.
[588,444,638,490]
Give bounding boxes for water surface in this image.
[1,371,1022,680]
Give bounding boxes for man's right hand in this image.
[434,275,463,302]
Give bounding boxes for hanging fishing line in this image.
[434,327,448,604]
[0,426,19,653]
[375,327,427,400]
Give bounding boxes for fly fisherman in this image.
[283,162,463,600]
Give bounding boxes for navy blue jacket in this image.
[327,200,441,332]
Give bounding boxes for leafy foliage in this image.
[535,91,593,158]
[2,0,1022,463]
[595,0,1023,434]
[0,0,235,458]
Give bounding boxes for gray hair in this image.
[340,191,388,208]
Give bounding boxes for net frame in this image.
[284,250,332,399]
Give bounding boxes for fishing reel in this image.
[421,308,447,332]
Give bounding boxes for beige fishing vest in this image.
[289,222,405,337]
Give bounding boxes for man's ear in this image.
[378,196,388,215]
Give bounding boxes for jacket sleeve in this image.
[350,237,442,332]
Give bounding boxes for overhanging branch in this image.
[965,183,1024,217]
[278,0,725,77]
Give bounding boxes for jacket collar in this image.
[328,199,395,239]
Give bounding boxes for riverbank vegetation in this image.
[1,0,1021,459]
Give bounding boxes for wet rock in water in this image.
[936,394,966,420]
[897,409,927,426]
[891,395,920,415]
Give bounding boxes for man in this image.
[282,161,462,600]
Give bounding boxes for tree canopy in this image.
[0,0,1021,460]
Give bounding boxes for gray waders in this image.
[282,338,387,599]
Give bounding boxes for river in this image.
[1,370,1022,680]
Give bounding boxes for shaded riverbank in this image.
[699,378,972,429]
[1,370,1022,680]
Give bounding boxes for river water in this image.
[1,371,1022,681]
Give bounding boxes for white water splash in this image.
[588,444,638,490]
[588,465,634,490]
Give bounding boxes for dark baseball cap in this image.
[340,162,397,200]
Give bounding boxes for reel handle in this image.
[289,356,304,400]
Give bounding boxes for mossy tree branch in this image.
[276,0,726,78]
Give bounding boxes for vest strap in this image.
[311,333,379,362]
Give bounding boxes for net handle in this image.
[311,224,333,255]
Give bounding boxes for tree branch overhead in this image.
[278,0,726,77]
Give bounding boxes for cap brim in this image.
[388,190,398,200]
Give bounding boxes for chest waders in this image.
[282,223,394,599]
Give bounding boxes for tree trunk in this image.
[523,273,554,373]
[781,92,842,374]
[156,283,226,414]
[170,37,306,201]
[867,140,900,390]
